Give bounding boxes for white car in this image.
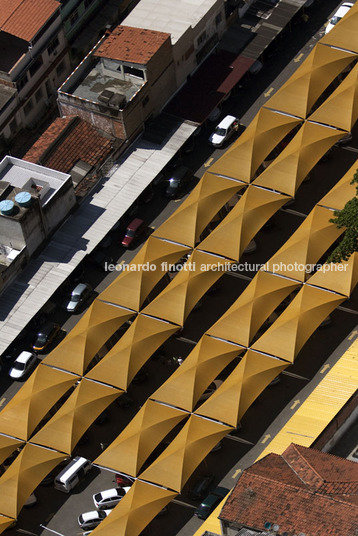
[9,351,37,380]
[325,2,353,33]
[93,487,130,509]
[209,115,239,147]
[78,510,111,530]
[66,282,92,313]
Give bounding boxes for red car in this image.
[121,218,146,248]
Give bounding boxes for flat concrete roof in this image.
[0,84,17,111]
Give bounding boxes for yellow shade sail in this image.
[139,415,231,492]
[254,122,345,196]
[152,335,243,412]
[207,271,300,346]
[90,480,177,536]
[307,252,358,297]
[0,516,14,533]
[309,63,358,132]
[264,206,345,282]
[318,159,358,211]
[42,301,134,376]
[196,350,288,427]
[31,379,121,454]
[320,5,358,54]
[142,250,232,326]
[199,186,289,260]
[153,172,244,247]
[95,400,187,476]
[0,365,77,441]
[0,443,65,518]
[86,315,178,390]
[0,436,24,466]
[264,43,357,118]
[209,108,302,182]
[252,284,345,362]
[99,237,191,310]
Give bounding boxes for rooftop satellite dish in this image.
[273,525,280,532]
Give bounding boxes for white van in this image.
[54,456,92,493]
[209,115,239,147]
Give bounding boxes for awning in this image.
[318,160,358,211]
[0,443,65,518]
[264,43,357,118]
[0,516,14,533]
[152,335,243,412]
[198,186,289,261]
[142,250,233,326]
[264,205,345,282]
[139,415,231,492]
[31,379,121,455]
[88,480,177,536]
[207,271,300,346]
[95,400,187,477]
[0,436,24,466]
[252,284,345,362]
[153,172,244,247]
[309,63,358,132]
[42,301,134,376]
[209,107,301,182]
[307,252,358,297]
[253,121,345,196]
[195,350,288,427]
[0,365,77,441]
[320,3,358,54]
[98,237,191,311]
[86,315,178,390]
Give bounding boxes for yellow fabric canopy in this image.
[264,206,345,282]
[86,315,178,390]
[42,301,134,376]
[207,271,300,346]
[0,516,14,533]
[152,335,243,412]
[252,284,345,362]
[307,252,358,297]
[254,122,345,196]
[264,43,357,118]
[0,365,77,441]
[309,63,358,132]
[318,160,358,211]
[195,350,288,427]
[199,186,289,261]
[95,400,187,476]
[320,4,358,54]
[209,108,301,182]
[0,436,24,466]
[99,237,191,311]
[142,250,232,326]
[153,172,244,247]
[139,415,231,492]
[31,379,121,454]
[0,443,65,518]
[89,480,177,536]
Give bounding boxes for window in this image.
[215,12,222,26]
[35,88,43,103]
[197,31,206,47]
[23,99,33,116]
[142,95,149,107]
[184,44,194,60]
[29,55,43,77]
[70,9,79,27]
[9,118,17,134]
[47,36,59,55]
[56,61,65,77]
[123,65,144,79]
[17,73,28,91]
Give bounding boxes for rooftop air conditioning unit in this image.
[108,93,126,109]
[98,89,114,104]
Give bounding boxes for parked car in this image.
[9,351,37,380]
[32,322,61,353]
[209,115,239,147]
[325,2,353,33]
[165,166,192,198]
[93,487,130,509]
[199,380,223,402]
[114,474,135,487]
[78,510,111,530]
[66,283,92,313]
[188,475,214,501]
[194,487,230,520]
[121,218,147,248]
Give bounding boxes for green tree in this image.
[327,169,358,263]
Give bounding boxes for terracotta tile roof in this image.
[23,116,113,174]
[95,25,170,64]
[0,0,60,42]
[220,443,358,536]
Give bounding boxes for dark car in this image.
[188,474,214,501]
[121,218,146,248]
[32,322,61,352]
[165,166,192,198]
[194,487,230,520]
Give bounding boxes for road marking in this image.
[264,87,274,97]
[320,364,330,374]
[348,330,358,340]
[39,525,64,536]
[294,53,304,63]
[290,400,300,410]
[261,434,271,444]
[232,468,242,479]
[204,157,214,168]
[0,398,6,407]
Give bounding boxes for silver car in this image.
[66,283,92,313]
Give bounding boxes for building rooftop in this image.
[0,82,17,112]
[95,25,170,65]
[220,443,358,536]
[122,0,219,45]
[23,116,113,175]
[0,0,60,42]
